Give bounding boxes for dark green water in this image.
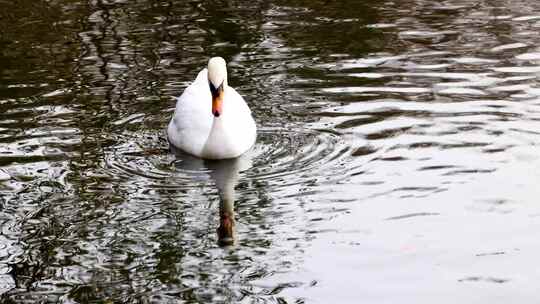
[2,0,540,303]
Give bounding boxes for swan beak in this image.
[210,82,224,117]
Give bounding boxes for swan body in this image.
[167,57,256,159]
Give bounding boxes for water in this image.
[2,0,540,302]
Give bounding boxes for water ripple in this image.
[4,0,540,302]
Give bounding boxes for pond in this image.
[2,0,540,302]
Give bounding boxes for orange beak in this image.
[212,91,223,117]
[210,81,224,117]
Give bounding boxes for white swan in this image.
[167,57,256,159]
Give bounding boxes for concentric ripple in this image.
[247,127,350,183]
[105,126,351,197]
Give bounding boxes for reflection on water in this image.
[2,0,540,302]
[208,156,249,247]
[171,147,253,246]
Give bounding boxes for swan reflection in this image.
[171,146,252,246]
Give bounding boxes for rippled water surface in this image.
[2,0,540,302]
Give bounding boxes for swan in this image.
[167,57,257,159]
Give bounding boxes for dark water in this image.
[2,0,540,302]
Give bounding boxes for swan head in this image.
[207,57,228,117]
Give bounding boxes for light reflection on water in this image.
[2,0,540,302]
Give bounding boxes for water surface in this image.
[2,0,540,303]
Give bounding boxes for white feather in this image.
[167,58,257,159]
